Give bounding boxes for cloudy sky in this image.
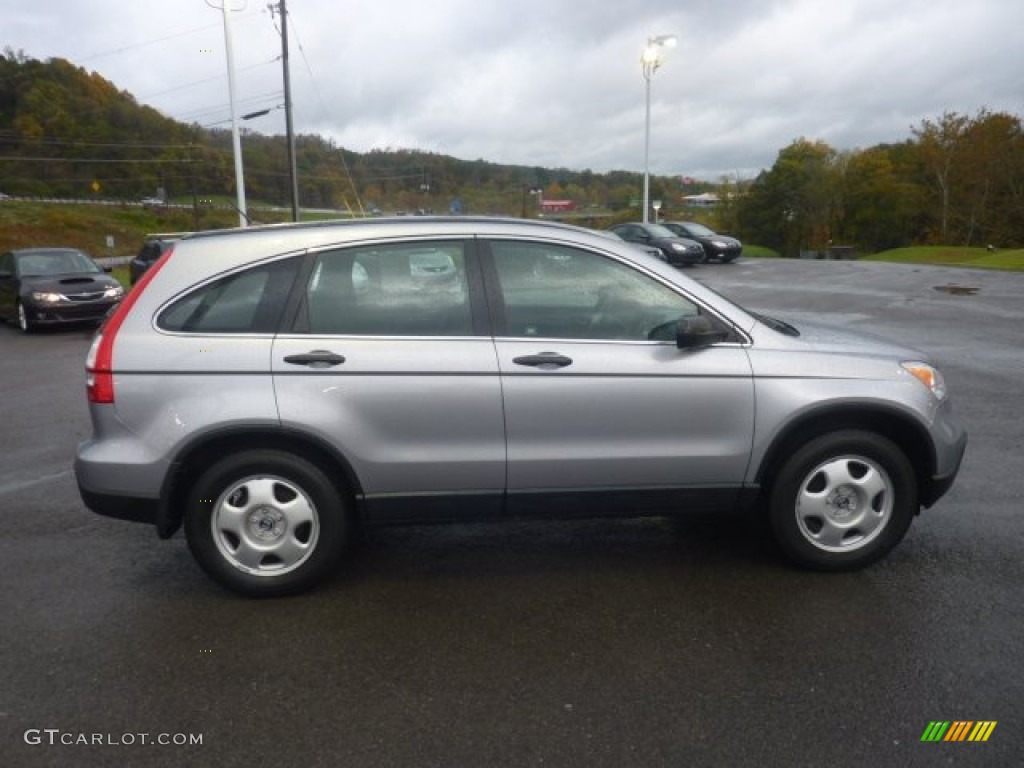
[6,0,1023,179]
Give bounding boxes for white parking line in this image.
[0,469,73,496]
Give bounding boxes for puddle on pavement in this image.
[933,285,979,296]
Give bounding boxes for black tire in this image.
[16,301,34,333]
[185,450,350,597]
[768,430,917,571]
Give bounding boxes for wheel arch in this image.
[754,405,935,506]
[157,426,365,539]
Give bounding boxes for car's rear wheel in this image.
[768,430,917,570]
[185,450,350,597]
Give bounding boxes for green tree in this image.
[840,146,921,251]
[737,139,842,255]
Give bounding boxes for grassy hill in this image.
[0,199,339,256]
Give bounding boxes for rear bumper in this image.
[77,482,159,524]
[74,437,168,526]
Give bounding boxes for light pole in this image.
[641,34,676,223]
[207,0,249,227]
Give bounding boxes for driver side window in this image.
[490,241,698,341]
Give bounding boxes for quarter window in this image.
[158,258,298,333]
[303,241,472,336]
[490,241,701,341]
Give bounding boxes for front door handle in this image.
[512,352,573,369]
[283,350,346,368]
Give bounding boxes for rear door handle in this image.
[283,350,346,368]
[512,352,573,369]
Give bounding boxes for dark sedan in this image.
[662,221,743,263]
[0,248,125,332]
[608,223,706,266]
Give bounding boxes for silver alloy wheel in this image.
[794,454,894,552]
[211,474,320,576]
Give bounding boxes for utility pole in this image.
[271,0,300,221]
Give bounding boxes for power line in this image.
[282,4,364,213]
[74,11,264,65]
[0,156,200,164]
[0,135,199,151]
[177,90,284,124]
[138,56,279,102]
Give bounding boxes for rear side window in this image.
[299,241,473,336]
[158,257,299,333]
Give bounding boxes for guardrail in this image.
[95,256,133,267]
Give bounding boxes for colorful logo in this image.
[921,721,997,742]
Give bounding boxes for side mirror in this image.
[676,315,730,349]
[103,266,113,273]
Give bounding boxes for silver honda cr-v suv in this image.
[74,217,966,596]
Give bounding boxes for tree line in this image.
[2,51,1021,252]
[730,110,1024,254]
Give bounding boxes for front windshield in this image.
[682,222,716,237]
[644,224,678,238]
[17,250,100,277]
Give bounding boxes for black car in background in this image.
[594,229,664,259]
[129,233,186,285]
[662,221,743,263]
[0,247,124,332]
[608,222,706,266]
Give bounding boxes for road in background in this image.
[2,259,1022,767]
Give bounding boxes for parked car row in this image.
[0,233,201,334]
[609,221,743,265]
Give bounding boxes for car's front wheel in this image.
[16,300,34,333]
[185,450,350,596]
[768,430,917,570]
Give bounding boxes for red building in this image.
[540,199,577,214]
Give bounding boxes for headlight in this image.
[670,243,685,252]
[711,240,729,248]
[901,361,946,400]
[31,291,63,304]
[102,286,125,299]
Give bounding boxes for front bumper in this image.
[25,299,119,325]
[666,249,705,266]
[921,426,967,508]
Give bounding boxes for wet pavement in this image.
[2,259,1022,767]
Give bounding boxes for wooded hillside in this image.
[2,50,1022,253]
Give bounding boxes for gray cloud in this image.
[6,0,1023,179]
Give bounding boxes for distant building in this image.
[682,193,720,207]
[540,199,577,214]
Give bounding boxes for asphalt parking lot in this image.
[2,258,1022,767]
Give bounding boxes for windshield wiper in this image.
[753,312,800,337]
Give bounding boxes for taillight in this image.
[86,247,175,404]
